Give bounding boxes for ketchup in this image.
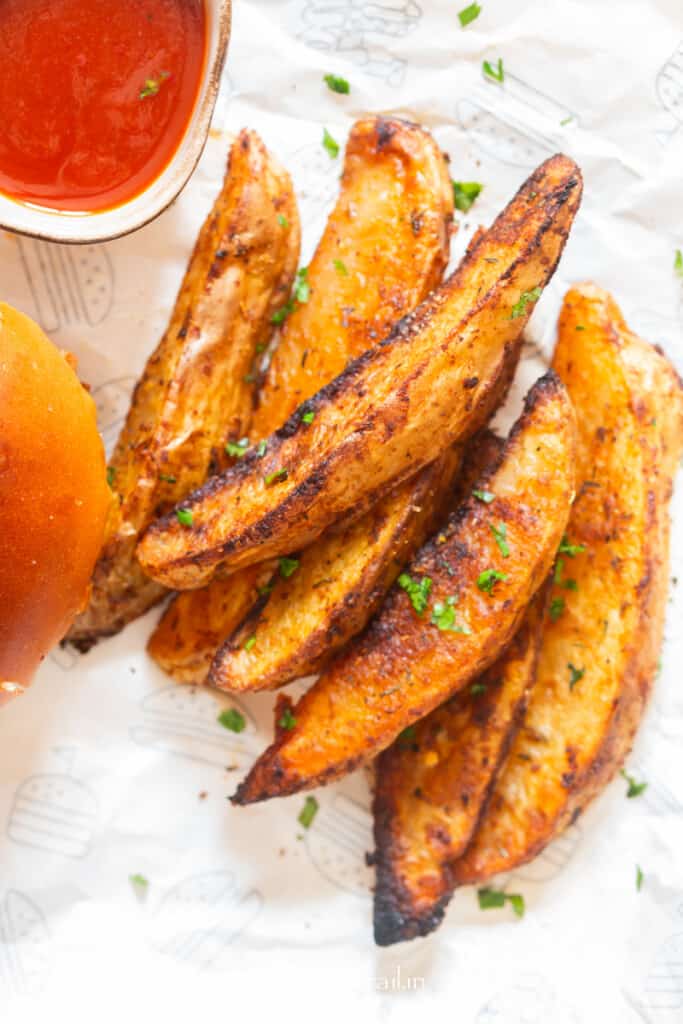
[0,0,206,212]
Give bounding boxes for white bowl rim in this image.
[0,0,231,246]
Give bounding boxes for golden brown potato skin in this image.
[453,284,683,885]
[147,115,455,682]
[0,304,109,700]
[68,130,300,649]
[233,372,577,804]
[138,155,583,590]
[372,585,547,945]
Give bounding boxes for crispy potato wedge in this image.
[68,130,300,649]
[233,371,577,804]
[147,115,454,681]
[452,283,683,885]
[372,586,548,946]
[138,155,583,590]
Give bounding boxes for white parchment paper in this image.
[1,1,682,1021]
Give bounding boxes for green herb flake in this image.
[257,581,274,598]
[398,725,417,745]
[559,534,586,557]
[106,466,117,488]
[621,769,647,799]
[636,864,644,891]
[271,300,294,325]
[139,71,170,99]
[277,213,289,229]
[482,58,504,83]
[477,569,508,594]
[298,795,319,829]
[129,873,148,888]
[158,472,177,483]
[560,115,573,126]
[244,634,257,652]
[458,2,481,27]
[294,267,310,304]
[279,707,297,730]
[478,887,525,918]
[264,467,289,486]
[431,595,471,633]
[549,596,565,622]
[397,573,433,615]
[490,521,510,557]
[279,556,300,579]
[302,410,315,424]
[333,258,349,276]
[256,440,268,457]
[675,249,683,277]
[218,708,246,733]
[452,180,483,213]
[322,127,340,159]
[471,682,487,696]
[225,437,250,458]
[176,508,193,527]
[324,73,350,94]
[575,325,586,331]
[567,663,584,690]
[473,488,495,504]
[510,287,542,319]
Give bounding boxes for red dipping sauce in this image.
[0,0,206,212]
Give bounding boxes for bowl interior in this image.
[0,0,231,245]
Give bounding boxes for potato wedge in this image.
[148,115,455,682]
[68,130,300,648]
[452,284,683,885]
[233,371,577,804]
[137,155,583,590]
[372,586,548,946]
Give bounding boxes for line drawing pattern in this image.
[7,774,99,859]
[305,791,373,896]
[0,890,51,997]
[643,932,683,1011]
[17,238,114,332]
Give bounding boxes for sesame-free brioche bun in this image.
[0,303,109,700]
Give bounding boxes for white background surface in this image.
[1,1,682,1020]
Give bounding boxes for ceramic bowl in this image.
[0,0,231,244]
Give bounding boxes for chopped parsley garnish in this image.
[675,249,683,277]
[477,887,525,918]
[257,581,274,598]
[322,127,340,158]
[279,707,297,730]
[458,2,481,27]
[264,467,289,486]
[106,466,116,487]
[559,534,586,557]
[567,663,584,690]
[473,488,495,504]
[452,180,483,213]
[431,595,470,633]
[549,596,565,622]
[129,873,148,888]
[560,115,573,126]
[510,287,542,319]
[636,864,644,891]
[398,725,417,745]
[279,556,299,579]
[554,557,577,591]
[477,569,508,594]
[271,300,294,324]
[294,267,310,303]
[302,410,315,424]
[490,522,510,557]
[324,73,350,94]
[397,573,432,615]
[483,58,504,83]
[471,682,487,696]
[218,708,246,733]
[225,438,250,458]
[333,258,349,276]
[575,325,586,331]
[244,634,257,652]
[298,795,319,828]
[277,213,289,229]
[176,508,193,527]
[621,769,647,799]
[139,71,170,99]
[256,440,267,457]
[158,472,177,483]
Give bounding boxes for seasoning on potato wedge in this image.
[452,283,683,886]
[67,130,301,649]
[233,371,577,804]
[147,115,455,683]
[137,154,582,591]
